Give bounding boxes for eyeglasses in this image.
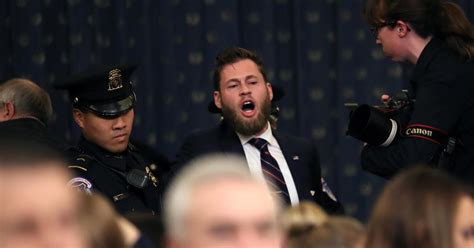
[370,20,397,38]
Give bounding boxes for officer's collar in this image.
[79,136,128,155]
[78,136,130,171]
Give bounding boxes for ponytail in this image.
[437,2,474,61]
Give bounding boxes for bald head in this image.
[0,78,53,124]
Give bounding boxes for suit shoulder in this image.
[176,126,228,168]
[185,126,222,139]
[276,131,314,146]
[180,126,226,148]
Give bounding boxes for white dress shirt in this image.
[236,122,300,205]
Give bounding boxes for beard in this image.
[221,96,272,136]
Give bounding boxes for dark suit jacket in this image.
[176,121,343,214]
[0,118,70,152]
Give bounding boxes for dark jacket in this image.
[0,118,70,152]
[67,137,165,215]
[175,121,343,214]
[361,38,474,186]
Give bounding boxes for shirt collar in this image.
[236,122,276,146]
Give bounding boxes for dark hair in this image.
[212,47,268,90]
[80,194,127,248]
[365,166,473,248]
[363,0,474,60]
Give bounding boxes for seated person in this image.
[176,47,342,213]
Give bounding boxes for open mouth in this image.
[241,100,255,112]
[240,100,256,117]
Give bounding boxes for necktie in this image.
[249,138,291,205]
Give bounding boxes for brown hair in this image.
[212,47,268,90]
[281,201,329,236]
[365,166,472,248]
[282,202,366,248]
[79,194,127,248]
[363,0,474,60]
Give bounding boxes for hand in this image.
[381,94,391,107]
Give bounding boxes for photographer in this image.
[349,0,474,186]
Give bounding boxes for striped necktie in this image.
[249,138,291,205]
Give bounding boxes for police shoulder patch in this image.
[67,177,93,194]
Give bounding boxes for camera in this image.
[345,89,414,146]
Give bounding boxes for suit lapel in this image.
[218,121,246,156]
[274,131,297,169]
[273,131,310,200]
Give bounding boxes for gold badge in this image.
[108,68,124,91]
[145,166,159,187]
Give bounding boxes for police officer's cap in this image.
[55,64,137,118]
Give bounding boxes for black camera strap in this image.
[403,124,459,169]
[402,124,449,146]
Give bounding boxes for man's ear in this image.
[266,82,273,101]
[213,91,222,109]
[72,109,85,128]
[0,102,16,121]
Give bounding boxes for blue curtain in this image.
[2,0,473,221]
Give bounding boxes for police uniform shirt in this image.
[68,137,161,215]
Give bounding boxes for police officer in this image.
[55,65,165,215]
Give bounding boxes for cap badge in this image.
[108,68,124,91]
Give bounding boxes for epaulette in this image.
[67,148,95,172]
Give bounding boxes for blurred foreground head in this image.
[79,193,127,248]
[282,202,365,248]
[366,166,474,248]
[164,154,283,248]
[0,140,87,248]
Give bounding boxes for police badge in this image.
[108,68,124,91]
